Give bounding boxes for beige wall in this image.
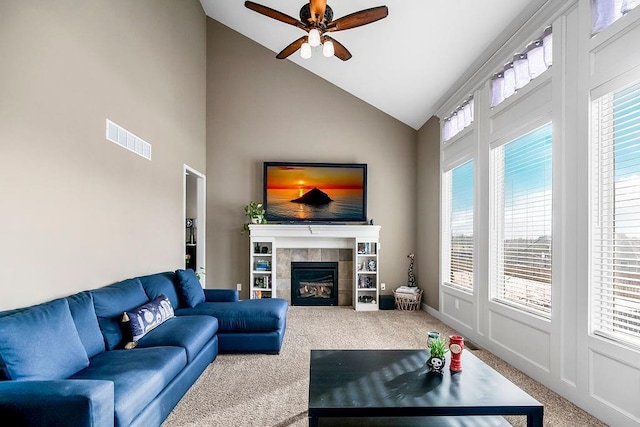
[186,174,198,219]
[416,116,441,309]
[0,0,207,310]
[206,20,417,297]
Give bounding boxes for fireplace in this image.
[291,262,339,306]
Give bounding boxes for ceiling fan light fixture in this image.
[245,1,389,61]
[301,42,312,59]
[322,40,334,57]
[308,29,321,47]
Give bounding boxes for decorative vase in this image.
[427,356,445,375]
[449,335,464,372]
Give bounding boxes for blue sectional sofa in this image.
[0,269,288,426]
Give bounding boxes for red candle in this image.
[449,335,464,372]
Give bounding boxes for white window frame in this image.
[590,77,640,349]
[442,158,475,293]
[490,121,554,318]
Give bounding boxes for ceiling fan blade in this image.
[324,36,352,61]
[245,1,307,30]
[326,6,389,32]
[276,36,307,59]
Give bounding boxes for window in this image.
[443,97,474,142]
[490,28,553,108]
[443,160,474,292]
[492,123,553,315]
[592,0,640,33]
[591,80,640,347]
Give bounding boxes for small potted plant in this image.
[242,201,267,233]
[195,267,206,281]
[427,336,448,375]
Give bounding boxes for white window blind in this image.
[592,0,640,33]
[592,80,640,347]
[492,123,553,315]
[444,160,474,291]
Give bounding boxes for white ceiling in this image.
[200,0,544,130]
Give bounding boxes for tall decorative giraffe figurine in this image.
[407,253,417,287]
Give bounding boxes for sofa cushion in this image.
[71,346,186,427]
[135,315,218,362]
[204,288,239,302]
[91,278,150,350]
[175,269,205,308]
[175,298,288,333]
[124,294,175,342]
[0,306,30,381]
[139,271,181,310]
[0,298,90,380]
[66,291,105,358]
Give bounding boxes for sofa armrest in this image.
[204,289,239,302]
[0,379,114,427]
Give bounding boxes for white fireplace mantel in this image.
[248,224,381,248]
[248,224,381,310]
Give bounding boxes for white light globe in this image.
[301,42,312,59]
[323,40,334,57]
[308,29,321,47]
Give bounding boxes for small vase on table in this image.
[449,335,464,373]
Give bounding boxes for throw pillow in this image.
[0,299,90,381]
[66,291,105,358]
[91,278,149,350]
[123,294,175,343]
[175,269,205,308]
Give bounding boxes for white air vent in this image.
[105,119,152,160]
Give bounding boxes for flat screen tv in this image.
[263,162,367,223]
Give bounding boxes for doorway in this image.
[184,165,206,287]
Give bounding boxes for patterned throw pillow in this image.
[123,294,174,344]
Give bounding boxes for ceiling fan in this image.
[244,0,388,61]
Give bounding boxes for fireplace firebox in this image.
[291,262,338,306]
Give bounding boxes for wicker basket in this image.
[393,289,423,311]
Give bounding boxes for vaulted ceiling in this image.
[201,0,546,129]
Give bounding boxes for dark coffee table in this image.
[308,349,543,427]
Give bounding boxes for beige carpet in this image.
[163,306,606,427]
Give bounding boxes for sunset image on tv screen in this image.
[265,164,366,221]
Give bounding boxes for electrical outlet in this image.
[455,299,459,309]
[236,283,242,291]
[380,282,386,291]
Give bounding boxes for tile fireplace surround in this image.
[248,225,381,307]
